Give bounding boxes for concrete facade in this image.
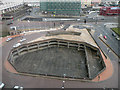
[40,0,81,16]
[0,2,23,14]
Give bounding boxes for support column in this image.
[27,45,29,51]
[11,54,15,65]
[48,41,49,47]
[67,42,69,48]
[17,49,20,55]
[10,54,13,61]
[84,46,91,79]
[37,43,39,49]
[78,44,80,50]
[58,41,59,47]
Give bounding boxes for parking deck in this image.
[14,47,88,79]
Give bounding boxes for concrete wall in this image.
[7,38,106,79]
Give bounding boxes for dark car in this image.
[112,32,116,37]
[7,22,13,25]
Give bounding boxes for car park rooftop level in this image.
[7,26,106,80]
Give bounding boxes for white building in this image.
[101,0,119,4]
[0,1,23,14]
[81,0,92,8]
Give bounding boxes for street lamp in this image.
[61,74,66,89]
[27,20,30,31]
[54,22,55,28]
[61,81,65,89]
[95,15,98,24]
[63,74,66,78]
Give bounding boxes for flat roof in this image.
[0,2,23,11]
[28,25,98,48]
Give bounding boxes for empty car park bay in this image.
[14,47,88,79]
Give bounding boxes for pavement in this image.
[92,49,113,82]
[104,23,118,28]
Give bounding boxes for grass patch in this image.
[111,28,120,36]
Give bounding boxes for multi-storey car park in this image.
[6,25,108,81]
[40,0,81,16]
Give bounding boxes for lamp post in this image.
[44,18,47,30]
[98,75,100,81]
[54,22,55,28]
[61,81,65,90]
[61,74,66,89]
[95,15,98,24]
[23,0,24,4]
[63,74,66,78]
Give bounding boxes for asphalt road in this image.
[84,22,119,88]
[6,10,118,32]
[61,24,70,30]
[91,23,120,57]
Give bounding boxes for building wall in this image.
[40,0,81,16]
[101,0,119,4]
[91,0,101,3]
[81,0,92,8]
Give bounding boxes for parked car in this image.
[7,22,13,25]
[6,37,12,42]
[20,38,26,42]
[112,32,116,37]
[115,37,120,41]
[10,26,16,30]
[0,82,5,89]
[103,35,107,40]
[14,86,23,90]
[76,19,80,21]
[13,43,21,48]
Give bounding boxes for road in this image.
[5,10,118,32]
[90,23,120,57]
[61,24,70,30]
[84,22,119,88]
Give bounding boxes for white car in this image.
[116,37,120,41]
[10,26,16,30]
[20,38,26,42]
[77,19,80,21]
[0,82,5,89]
[6,37,12,42]
[13,43,21,48]
[14,86,23,90]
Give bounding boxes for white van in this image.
[0,82,5,89]
[10,26,17,30]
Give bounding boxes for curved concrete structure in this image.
[7,38,106,80]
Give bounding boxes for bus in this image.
[99,6,120,16]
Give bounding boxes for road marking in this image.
[97,26,118,47]
[99,36,120,58]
